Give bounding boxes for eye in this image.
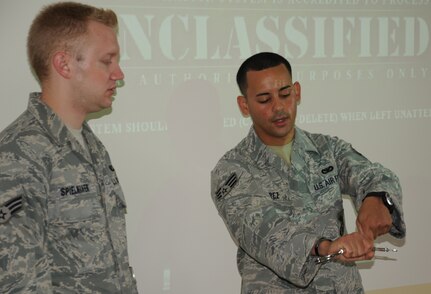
[258,97,270,104]
[101,59,112,65]
[279,89,292,98]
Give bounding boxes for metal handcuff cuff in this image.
[315,247,398,264]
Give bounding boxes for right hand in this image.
[318,232,375,262]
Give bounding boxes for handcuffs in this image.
[315,247,398,264]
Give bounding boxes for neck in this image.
[41,85,86,129]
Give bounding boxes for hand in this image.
[356,196,392,240]
[318,232,375,262]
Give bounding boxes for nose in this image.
[112,64,125,81]
[272,95,284,111]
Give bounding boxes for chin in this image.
[103,97,114,107]
[275,130,294,141]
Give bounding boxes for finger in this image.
[365,251,375,260]
[340,253,373,262]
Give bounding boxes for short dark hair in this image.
[236,52,292,96]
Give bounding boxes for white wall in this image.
[1,1,430,293]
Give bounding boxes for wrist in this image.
[364,191,394,214]
[314,238,332,256]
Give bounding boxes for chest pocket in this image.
[255,169,289,201]
[49,168,103,224]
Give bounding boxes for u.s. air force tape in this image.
[215,173,238,200]
[0,196,23,224]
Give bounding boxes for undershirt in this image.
[66,125,90,157]
[268,141,293,165]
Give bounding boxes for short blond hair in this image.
[27,1,118,83]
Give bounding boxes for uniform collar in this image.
[27,92,94,147]
[243,127,284,169]
[292,127,320,155]
[243,126,320,168]
[27,92,70,146]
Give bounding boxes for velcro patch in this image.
[0,196,23,224]
[215,173,238,200]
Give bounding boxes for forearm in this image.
[218,197,349,286]
[333,139,406,238]
[0,204,52,292]
[0,245,52,293]
[228,205,320,286]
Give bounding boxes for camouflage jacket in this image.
[0,93,138,293]
[211,127,405,293]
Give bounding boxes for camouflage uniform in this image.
[211,127,406,293]
[0,93,138,293]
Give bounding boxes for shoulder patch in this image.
[0,196,23,224]
[215,173,238,200]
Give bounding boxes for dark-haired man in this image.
[211,52,405,293]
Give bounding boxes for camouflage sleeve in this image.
[211,162,340,287]
[0,151,53,293]
[330,136,406,238]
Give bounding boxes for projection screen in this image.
[1,0,430,293]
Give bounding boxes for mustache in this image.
[271,111,290,121]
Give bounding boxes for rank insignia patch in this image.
[0,196,23,224]
[216,173,238,200]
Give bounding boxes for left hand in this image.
[356,196,392,240]
[330,232,375,262]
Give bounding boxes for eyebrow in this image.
[106,52,119,58]
[102,52,121,62]
[255,85,291,97]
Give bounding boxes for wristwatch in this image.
[364,191,394,213]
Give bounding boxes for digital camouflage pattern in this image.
[0,93,138,293]
[211,127,406,293]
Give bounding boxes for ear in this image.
[237,95,250,117]
[52,51,72,79]
[293,81,301,105]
